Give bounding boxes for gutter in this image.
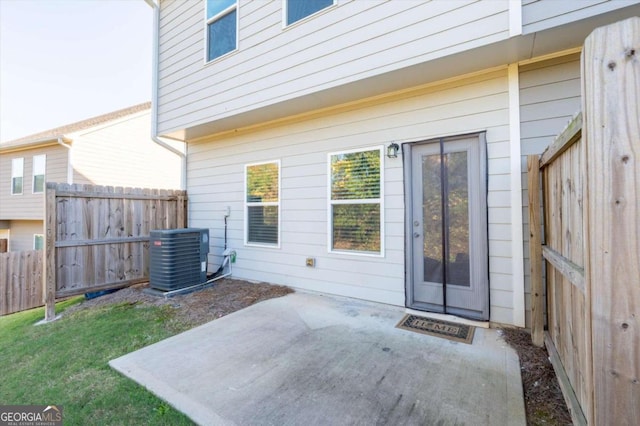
[144,0,187,190]
[0,136,70,154]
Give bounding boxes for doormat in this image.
[396,314,475,344]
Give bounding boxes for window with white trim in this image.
[329,147,383,255]
[285,0,334,26]
[34,234,44,250]
[245,161,280,246]
[11,158,24,195]
[32,154,46,194]
[206,0,237,62]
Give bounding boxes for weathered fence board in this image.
[583,17,639,425]
[528,17,639,426]
[534,114,590,425]
[0,251,44,316]
[44,183,187,320]
[527,155,544,347]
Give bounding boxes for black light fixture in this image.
[387,142,400,158]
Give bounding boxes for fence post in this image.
[177,191,187,228]
[582,17,639,424]
[527,155,544,347]
[43,183,57,321]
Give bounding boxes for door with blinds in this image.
[403,134,489,320]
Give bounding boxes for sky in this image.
[0,0,152,142]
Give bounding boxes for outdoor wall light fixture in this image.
[387,142,400,158]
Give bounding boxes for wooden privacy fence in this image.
[528,18,639,426]
[44,183,187,320]
[0,250,43,316]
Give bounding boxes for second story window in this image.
[285,0,334,26]
[206,0,237,62]
[32,154,46,194]
[11,157,23,195]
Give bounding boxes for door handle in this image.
[413,232,420,238]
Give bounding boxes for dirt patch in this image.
[64,278,293,328]
[500,328,572,425]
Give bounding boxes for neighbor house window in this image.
[206,0,237,62]
[245,161,280,247]
[34,234,44,250]
[32,155,46,194]
[329,147,383,255]
[285,0,334,25]
[11,158,24,195]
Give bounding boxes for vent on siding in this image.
[149,228,210,291]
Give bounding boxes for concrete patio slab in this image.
[110,292,525,425]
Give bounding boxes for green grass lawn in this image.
[0,298,194,425]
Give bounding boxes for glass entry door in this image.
[404,134,489,320]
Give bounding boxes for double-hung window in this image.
[11,158,24,195]
[206,0,238,62]
[32,155,46,194]
[328,147,383,255]
[34,234,44,250]
[285,0,335,26]
[245,161,280,247]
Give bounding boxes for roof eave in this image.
[0,136,72,154]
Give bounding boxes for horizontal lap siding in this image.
[157,0,509,135]
[522,0,640,33]
[188,70,516,324]
[0,145,68,220]
[70,111,182,189]
[519,53,581,328]
[6,220,43,252]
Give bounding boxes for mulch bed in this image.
[64,278,293,328]
[500,328,572,425]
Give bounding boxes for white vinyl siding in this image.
[187,69,516,325]
[519,52,582,328]
[522,0,640,34]
[157,0,510,135]
[11,158,23,195]
[328,147,383,256]
[245,160,280,247]
[32,154,46,194]
[70,110,181,189]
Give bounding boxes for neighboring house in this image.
[0,103,183,252]
[148,0,640,328]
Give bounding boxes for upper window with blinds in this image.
[285,0,335,26]
[245,160,280,247]
[11,157,24,195]
[205,0,238,62]
[328,147,383,255]
[32,154,46,194]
